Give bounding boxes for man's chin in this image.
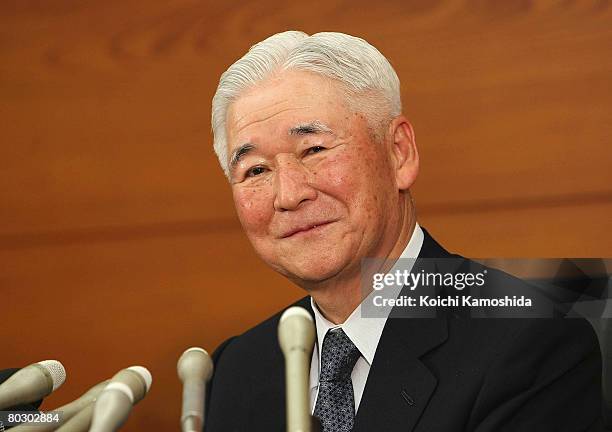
[280,260,349,288]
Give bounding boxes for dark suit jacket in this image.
[205,230,603,431]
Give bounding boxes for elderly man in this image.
[205,31,601,431]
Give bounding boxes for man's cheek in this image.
[233,189,271,231]
[318,153,359,194]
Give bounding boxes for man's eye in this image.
[305,146,326,155]
[246,166,267,177]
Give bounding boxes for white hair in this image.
[211,31,402,178]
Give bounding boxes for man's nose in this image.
[273,155,317,212]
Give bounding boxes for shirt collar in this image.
[310,223,424,365]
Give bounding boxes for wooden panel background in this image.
[1,0,611,430]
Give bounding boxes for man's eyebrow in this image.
[229,143,255,170]
[288,121,333,136]
[228,121,332,171]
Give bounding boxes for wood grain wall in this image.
[1,0,611,430]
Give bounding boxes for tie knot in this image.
[319,328,361,382]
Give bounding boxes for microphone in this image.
[278,306,315,432]
[0,360,66,410]
[177,347,214,432]
[88,366,152,432]
[10,379,109,432]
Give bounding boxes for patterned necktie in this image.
[313,328,361,432]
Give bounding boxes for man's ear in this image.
[388,115,419,190]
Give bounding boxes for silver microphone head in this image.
[37,360,66,391]
[126,366,153,395]
[88,366,153,432]
[177,347,213,383]
[0,359,67,411]
[278,306,315,355]
[177,347,213,432]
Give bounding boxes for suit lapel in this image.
[352,313,448,432]
[353,229,452,432]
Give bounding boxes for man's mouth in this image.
[280,220,337,238]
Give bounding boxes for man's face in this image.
[226,70,400,286]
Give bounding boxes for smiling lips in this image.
[280,220,336,238]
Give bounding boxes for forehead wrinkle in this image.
[233,98,288,125]
[233,105,312,134]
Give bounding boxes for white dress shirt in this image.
[309,223,424,413]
